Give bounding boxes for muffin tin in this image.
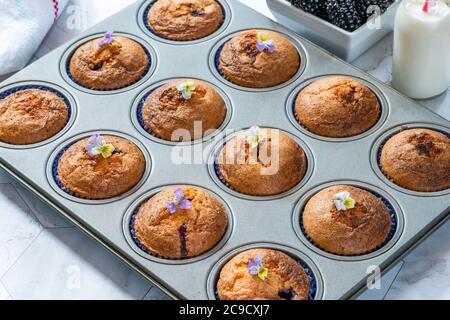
[0,0,449,300]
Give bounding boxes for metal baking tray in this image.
[1,0,449,300]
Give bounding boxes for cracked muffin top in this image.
[302,185,392,256]
[57,135,145,199]
[217,248,310,300]
[219,30,300,88]
[380,128,450,192]
[0,89,69,145]
[141,79,226,141]
[295,76,381,138]
[147,0,223,41]
[218,127,307,196]
[69,34,148,90]
[133,186,228,259]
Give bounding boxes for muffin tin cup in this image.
[131,78,233,146]
[122,184,234,265]
[292,180,404,262]
[46,130,152,205]
[2,0,450,300]
[209,28,308,92]
[138,0,232,45]
[206,242,324,300]
[286,74,390,142]
[59,32,157,95]
[371,122,450,197]
[207,127,315,201]
[0,81,77,150]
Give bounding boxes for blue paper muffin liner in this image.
[129,203,154,255]
[299,188,398,257]
[214,44,226,78]
[52,142,89,199]
[214,253,318,300]
[66,39,152,92]
[143,0,226,41]
[0,85,72,144]
[376,127,450,191]
[136,87,160,138]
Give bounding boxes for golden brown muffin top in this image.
[219,30,300,88]
[141,79,226,141]
[303,185,392,256]
[57,135,145,199]
[295,76,381,138]
[380,128,450,192]
[218,128,307,196]
[134,186,228,259]
[217,248,310,300]
[69,36,148,90]
[0,89,69,145]
[148,0,223,41]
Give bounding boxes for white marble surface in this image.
[0,0,449,300]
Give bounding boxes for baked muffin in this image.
[147,0,223,41]
[303,185,392,256]
[219,30,300,88]
[218,127,307,196]
[133,186,228,259]
[0,89,69,145]
[295,76,381,138]
[380,128,450,192]
[69,32,148,90]
[57,134,145,199]
[217,248,310,300]
[141,79,226,141]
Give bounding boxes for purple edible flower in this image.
[256,33,276,53]
[98,31,113,46]
[248,255,268,280]
[166,188,192,214]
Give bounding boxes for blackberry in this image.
[356,0,395,20]
[325,0,364,32]
[290,0,327,19]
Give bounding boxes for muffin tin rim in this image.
[0,81,78,150]
[137,0,233,45]
[130,77,234,146]
[207,126,315,201]
[292,179,405,262]
[59,31,157,95]
[45,130,152,205]
[122,183,235,265]
[205,241,324,300]
[370,122,450,197]
[208,28,309,93]
[285,74,390,143]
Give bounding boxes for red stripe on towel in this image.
[52,0,59,21]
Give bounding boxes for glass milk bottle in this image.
[392,0,450,99]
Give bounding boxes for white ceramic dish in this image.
[266,0,401,61]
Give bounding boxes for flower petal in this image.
[258,267,268,280]
[253,255,263,265]
[100,144,115,159]
[333,199,347,211]
[344,197,356,210]
[166,201,176,214]
[178,199,192,210]
[174,188,184,202]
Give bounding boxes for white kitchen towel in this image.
[0,0,69,76]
